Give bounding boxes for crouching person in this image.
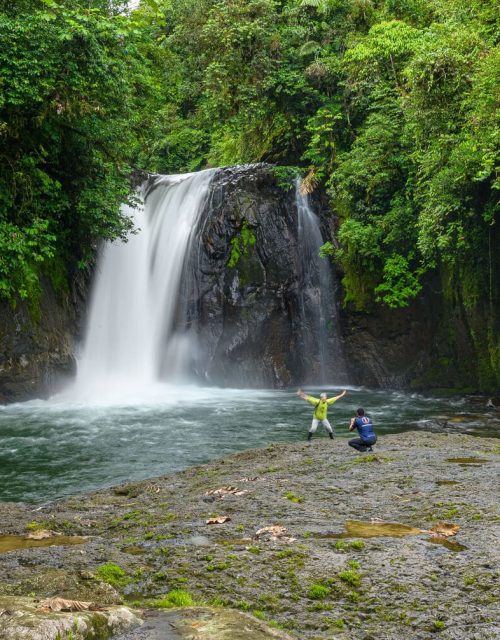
[348,408,377,452]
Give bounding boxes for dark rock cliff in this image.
[0,276,86,404]
[340,269,500,393]
[174,164,345,388]
[176,164,499,393]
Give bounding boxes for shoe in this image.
[307,433,312,441]
[367,447,373,452]
[329,433,334,439]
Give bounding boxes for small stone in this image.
[78,570,94,581]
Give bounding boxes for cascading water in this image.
[67,166,345,402]
[72,169,216,400]
[296,180,345,383]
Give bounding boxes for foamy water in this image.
[0,386,495,503]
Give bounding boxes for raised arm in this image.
[297,390,319,405]
[327,390,347,405]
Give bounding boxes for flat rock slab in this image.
[0,432,499,640]
[114,607,293,640]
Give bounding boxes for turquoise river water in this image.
[0,385,497,503]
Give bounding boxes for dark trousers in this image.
[348,436,376,452]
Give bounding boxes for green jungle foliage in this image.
[0,0,498,330]
[0,0,163,303]
[141,0,497,314]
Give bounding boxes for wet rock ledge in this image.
[0,432,498,640]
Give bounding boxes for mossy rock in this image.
[0,596,141,640]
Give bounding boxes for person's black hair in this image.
[356,407,364,416]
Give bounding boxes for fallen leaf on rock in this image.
[190,621,204,629]
[0,609,14,617]
[255,525,296,543]
[428,522,460,537]
[144,483,161,494]
[25,530,61,540]
[256,525,287,538]
[205,486,248,498]
[38,598,102,612]
[206,516,231,525]
[392,491,424,502]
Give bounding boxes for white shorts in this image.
[310,418,333,434]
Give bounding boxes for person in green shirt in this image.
[297,389,347,441]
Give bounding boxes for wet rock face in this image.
[0,275,86,404]
[339,295,437,389]
[339,277,499,393]
[177,164,341,387]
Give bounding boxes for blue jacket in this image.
[353,416,376,442]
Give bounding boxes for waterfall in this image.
[64,166,345,401]
[296,180,344,384]
[72,169,216,399]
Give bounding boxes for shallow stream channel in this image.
[0,385,497,503]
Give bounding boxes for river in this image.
[0,385,496,503]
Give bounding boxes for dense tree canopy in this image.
[0,0,498,319]
[0,0,161,303]
[139,0,497,312]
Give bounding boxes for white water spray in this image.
[296,180,344,383]
[71,170,216,401]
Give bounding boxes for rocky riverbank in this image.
[0,432,498,639]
